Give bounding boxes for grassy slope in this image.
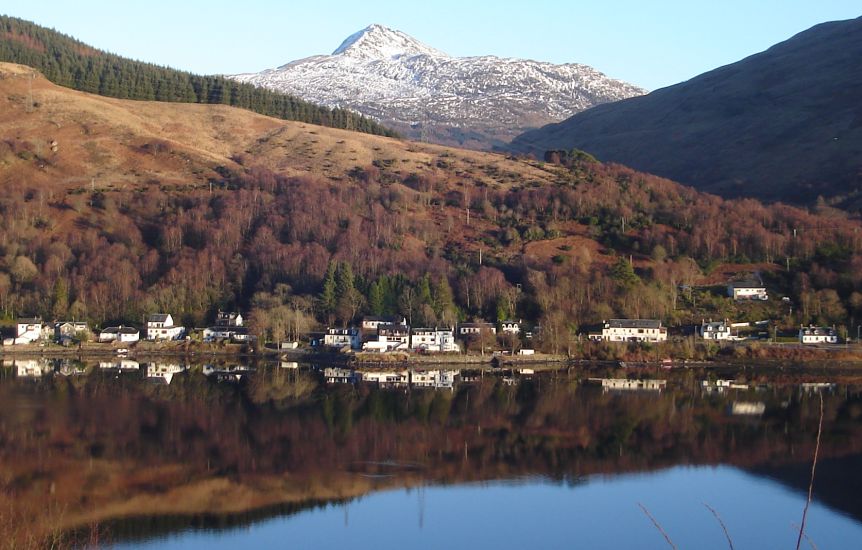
[0,61,575,270]
[0,62,549,188]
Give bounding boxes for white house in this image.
[699,319,732,341]
[599,319,667,343]
[361,315,407,332]
[216,311,244,327]
[728,281,768,301]
[410,327,460,353]
[14,317,43,344]
[99,326,140,343]
[363,324,410,352]
[799,325,839,344]
[203,326,250,342]
[54,321,89,344]
[458,322,497,336]
[146,314,185,341]
[500,320,522,334]
[324,327,361,350]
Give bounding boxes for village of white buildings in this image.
[0,280,842,352]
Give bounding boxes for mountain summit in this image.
[231,25,644,148]
[331,24,445,59]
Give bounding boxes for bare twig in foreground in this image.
[796,393,824,550]
[638,502,677,550]
[703,502,735,550]
[791,522,820,550]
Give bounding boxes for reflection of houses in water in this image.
[280,361,299,369]
[459,370,484,383]
[590,378,667,392]
[410,369,458,390]
[99,359,141,371]
[361,370,409,388]
[324,367,359,384]
[701,379,750,393]
[10,359,52,378]
[202,364,255,382]
[146,363,187,385]
[730,401,766,416]
[799,382,837,396]
[56,361,87,376]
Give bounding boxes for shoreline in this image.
[3,340,862,369]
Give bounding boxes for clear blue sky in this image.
[3,0,860,90]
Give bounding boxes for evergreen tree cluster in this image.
[0,15,398,137]
[320,261,458,328]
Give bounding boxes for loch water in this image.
[1,359,860,549]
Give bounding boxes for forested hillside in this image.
[0,15,396,137]
[2,64,862,351]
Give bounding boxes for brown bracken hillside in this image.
[2,62,862,345]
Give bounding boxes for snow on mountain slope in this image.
[230,24,645,148]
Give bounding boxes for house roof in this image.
[101,326,139,335]
[148,313,171,323]
[801,326,836,336]
[362,315,403,323]
[17,317,42,324]
[379,323,410,334]
[459,322,495,328]
[55,321,88,327]
[606,319,663,329]
[729,281,765,289]
[216,311,242,323]
[327,327,358,334]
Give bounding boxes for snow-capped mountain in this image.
[230,24,645,148]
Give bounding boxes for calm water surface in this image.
[1,359,860,549]
[112,467,862,550]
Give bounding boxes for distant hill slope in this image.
[0,15,396,137]
[230,24,644,149]
[510,17,862,208]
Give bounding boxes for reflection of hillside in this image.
[0,368,859,546]
[751,454,862,523]
[72,498,348,545]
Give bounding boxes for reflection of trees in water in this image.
[1,369,861,544]
[66,498,348,545]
